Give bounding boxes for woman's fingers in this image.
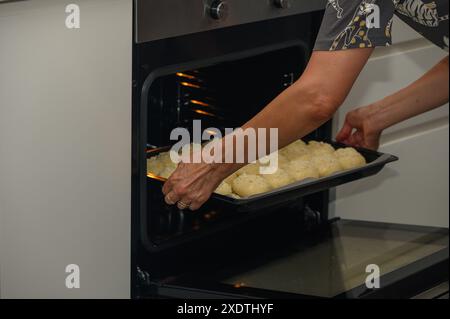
[177,200,192,210]
[160,161,223,211]
[162,178,173,196]
[336,121,353,143]
[164,191,180,205]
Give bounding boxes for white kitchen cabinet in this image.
[332,38,449,227]
[334,125,449,227]
[0,0,133,298]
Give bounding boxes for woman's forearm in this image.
[214,49,374,179]
[213,84,329,178]
[370,56,449,132]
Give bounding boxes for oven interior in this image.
[141,45,333,255]
[146,46,309,147]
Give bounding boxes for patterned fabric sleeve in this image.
[314,0,397,51]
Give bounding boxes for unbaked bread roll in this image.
[311,154,342,177]
[280,140,310,160]
[334,147,360,158]
[335,148,367,170]
[147,151,178,177]
[236,163,261,176]
[286,159,320,181]
[258,153,290,174]
[147,156,166,176]
[294,154,313,162]
[215,181,233,196]
[224,173,238,185]
[262,168,294,189]
[229,193,242,200]
[291,139,307,148]
[159,152,176,165]
[276,153,290,167]
[232,174,272,197]
[308,141,335,156]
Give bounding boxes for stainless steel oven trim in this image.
[135,0,327,43]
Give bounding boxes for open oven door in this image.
[135,211,449,299]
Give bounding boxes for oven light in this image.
[176,72,196,80]
[193,109,215,117]
[190,100,211,107]
[205,129,218,136]
[180,82,201,89]
[234,283,246,289]
[147,172,166,181]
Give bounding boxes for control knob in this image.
[274,0,290,9]
[209,1,229,20]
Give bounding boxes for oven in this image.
[131,0,449,299]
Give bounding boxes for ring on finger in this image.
[177,201,191,210]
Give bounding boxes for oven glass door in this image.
[145,219,448,299]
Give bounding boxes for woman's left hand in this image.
[162,161,225,211]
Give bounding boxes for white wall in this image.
[332,17,449,227]
[0,0,133,298]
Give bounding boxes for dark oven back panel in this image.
[147,46,307,148]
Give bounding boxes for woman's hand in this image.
[338,56,449,151]
[162,161,225,211]
[336,105,382,151]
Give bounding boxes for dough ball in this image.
[338,155,367,170]
[290,139,307,148]
[147,156,165,176]
[308,141,335,156]
[224,173,238,185]
[229,193,242,200]
[159,152,179,167]
[236,163,261,176]
[286,159,320,181]
[262,168,294,189]
[215,181,233,196]
[335,148,366,170]
[232,174,272,198]
[311,154,343,177]
[259,153,290,174]
[280,140,310,160]
[147,151,178,178]
[335,147,360,158]
[295,154,313,162]
[277,154,290,167]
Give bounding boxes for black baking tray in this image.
[146,141,399,213]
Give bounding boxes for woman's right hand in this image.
[336,105,382,151]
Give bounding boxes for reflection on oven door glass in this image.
[222,221,448,298]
